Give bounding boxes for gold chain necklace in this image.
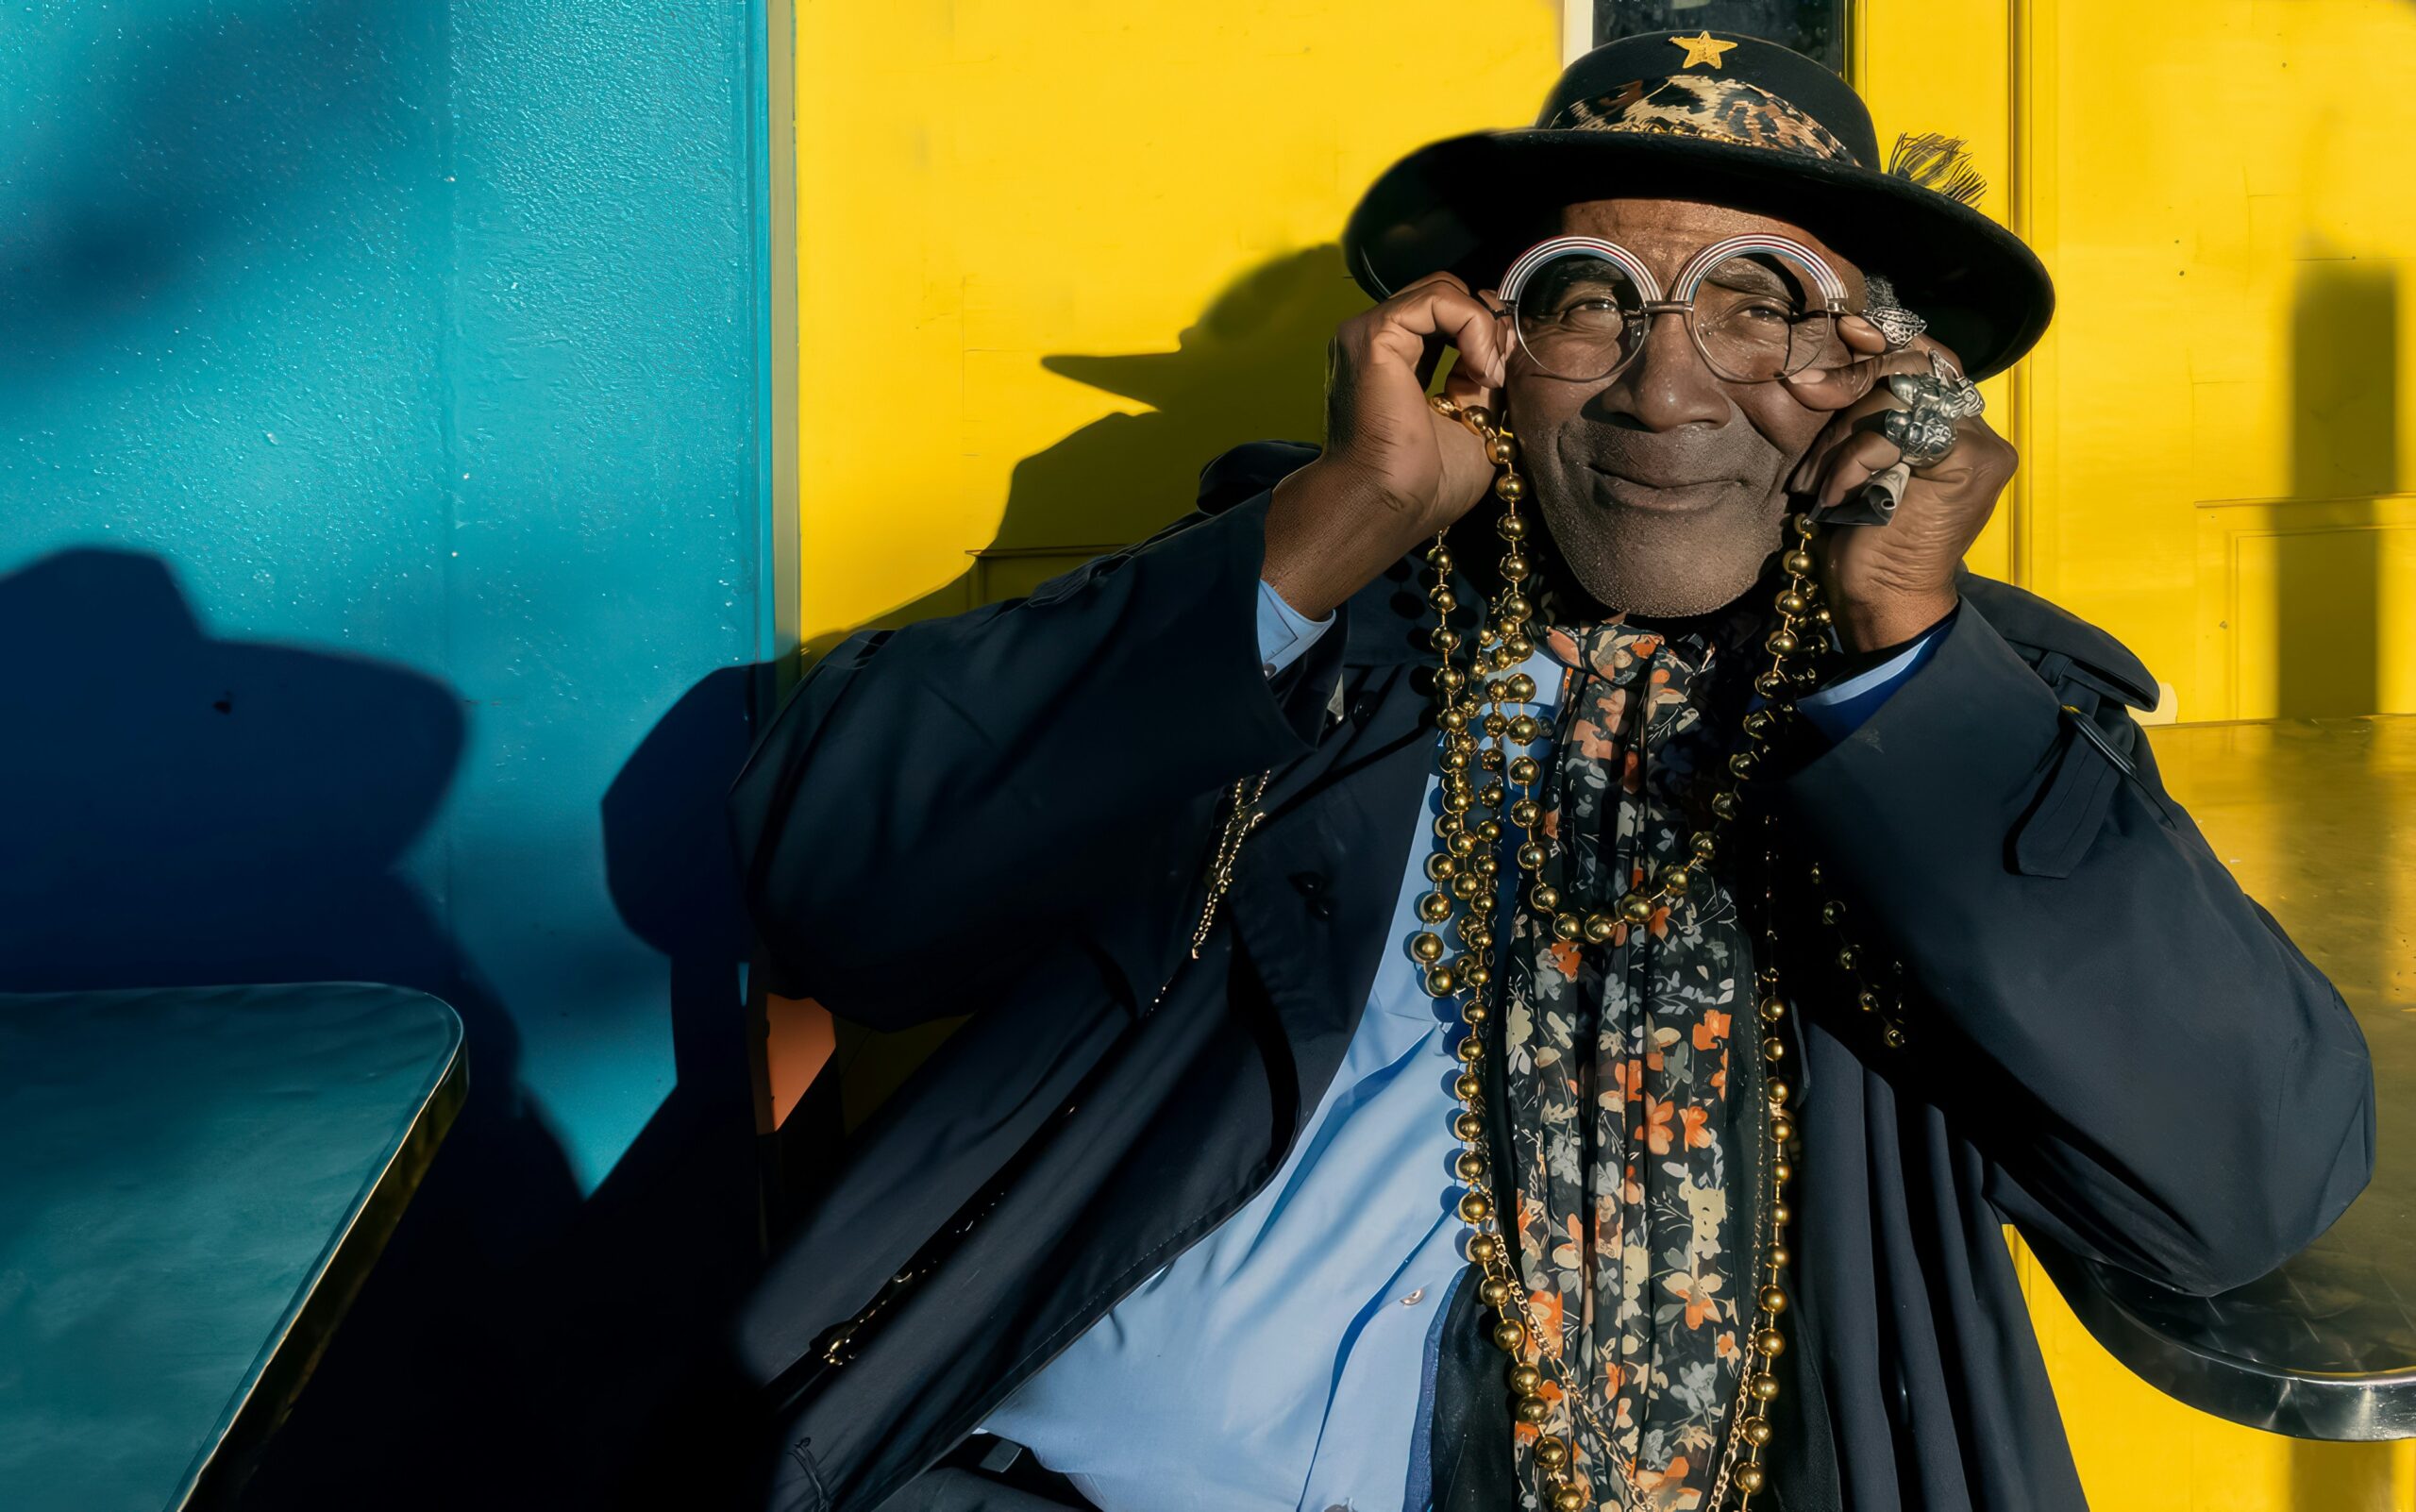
[1416,394,1828,1511]
[783,410,1921,1492]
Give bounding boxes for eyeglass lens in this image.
[1510,247,1845,384]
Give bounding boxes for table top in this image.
[2044,714,2416,1440]
[0,983,464,1512]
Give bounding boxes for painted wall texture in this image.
[1,1,776,1503]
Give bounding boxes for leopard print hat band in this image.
[1547,75,1862,167]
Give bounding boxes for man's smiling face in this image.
[1501,197,1865,617]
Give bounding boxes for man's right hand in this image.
[1261,272,1513,620]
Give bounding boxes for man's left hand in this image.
[1778,315,2017,651]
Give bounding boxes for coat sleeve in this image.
[1772,606,2376,1296]
[726,491,1349,1031]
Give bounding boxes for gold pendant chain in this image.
[782,407,1917,1456]
[1414,393,1842,1511]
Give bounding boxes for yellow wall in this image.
[2048,0,2416,722]
[798,0,2416,718]
[1880,3,2416,1495]
[1863,0,2416,723]
[790,0,2416,1502]
[793,0,1561,656]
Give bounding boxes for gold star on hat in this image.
[1670,30,1739,69]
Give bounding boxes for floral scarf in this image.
[1500,606,1766,1512]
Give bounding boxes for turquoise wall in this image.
[0,1,778,1501]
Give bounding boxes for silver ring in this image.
[1877,359,1984,467]
[1862,275,1927,352]
[1884,367,1986,420]
[1878,404,1961,467]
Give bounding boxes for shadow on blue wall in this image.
[6,0,775,1501]
[0,563,553,1249]
[0,548,767,1508]
[0,0,428,360]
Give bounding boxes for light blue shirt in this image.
[977,580,1938,1512]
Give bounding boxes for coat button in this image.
[1290,871,1334,920]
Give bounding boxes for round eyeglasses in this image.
[1495,233,1853,385]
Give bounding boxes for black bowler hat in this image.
[1342,30,2053,380]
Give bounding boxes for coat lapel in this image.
[1223,550,1458,1140]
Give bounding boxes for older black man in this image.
[729,30,2374,1512]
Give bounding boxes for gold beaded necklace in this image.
[1416,392,1837,1511]
[789,394,1927,1495]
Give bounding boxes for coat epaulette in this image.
[1956,573,2158,711]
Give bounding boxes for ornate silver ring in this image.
[1861,275,1927,352]
[1878,403,1962,467]
[1884,368,1986,420]
[1878,361,1984,467]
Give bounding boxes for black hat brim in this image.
[1343,129,2053,381]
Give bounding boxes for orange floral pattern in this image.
[1498,610,1762,1510]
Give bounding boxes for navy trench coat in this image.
[726,442,2374,1512]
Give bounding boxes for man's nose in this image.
[1600,309,1729,430]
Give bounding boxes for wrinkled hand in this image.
[1263,272,1512,620]
[1779,316,2017,650]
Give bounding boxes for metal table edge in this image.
[172,989,470,1511]
[2035,1243,2416,1443]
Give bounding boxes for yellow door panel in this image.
[1887,0,2416,722]
[2202,496,2416,718]
[1856,0,2021,580]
